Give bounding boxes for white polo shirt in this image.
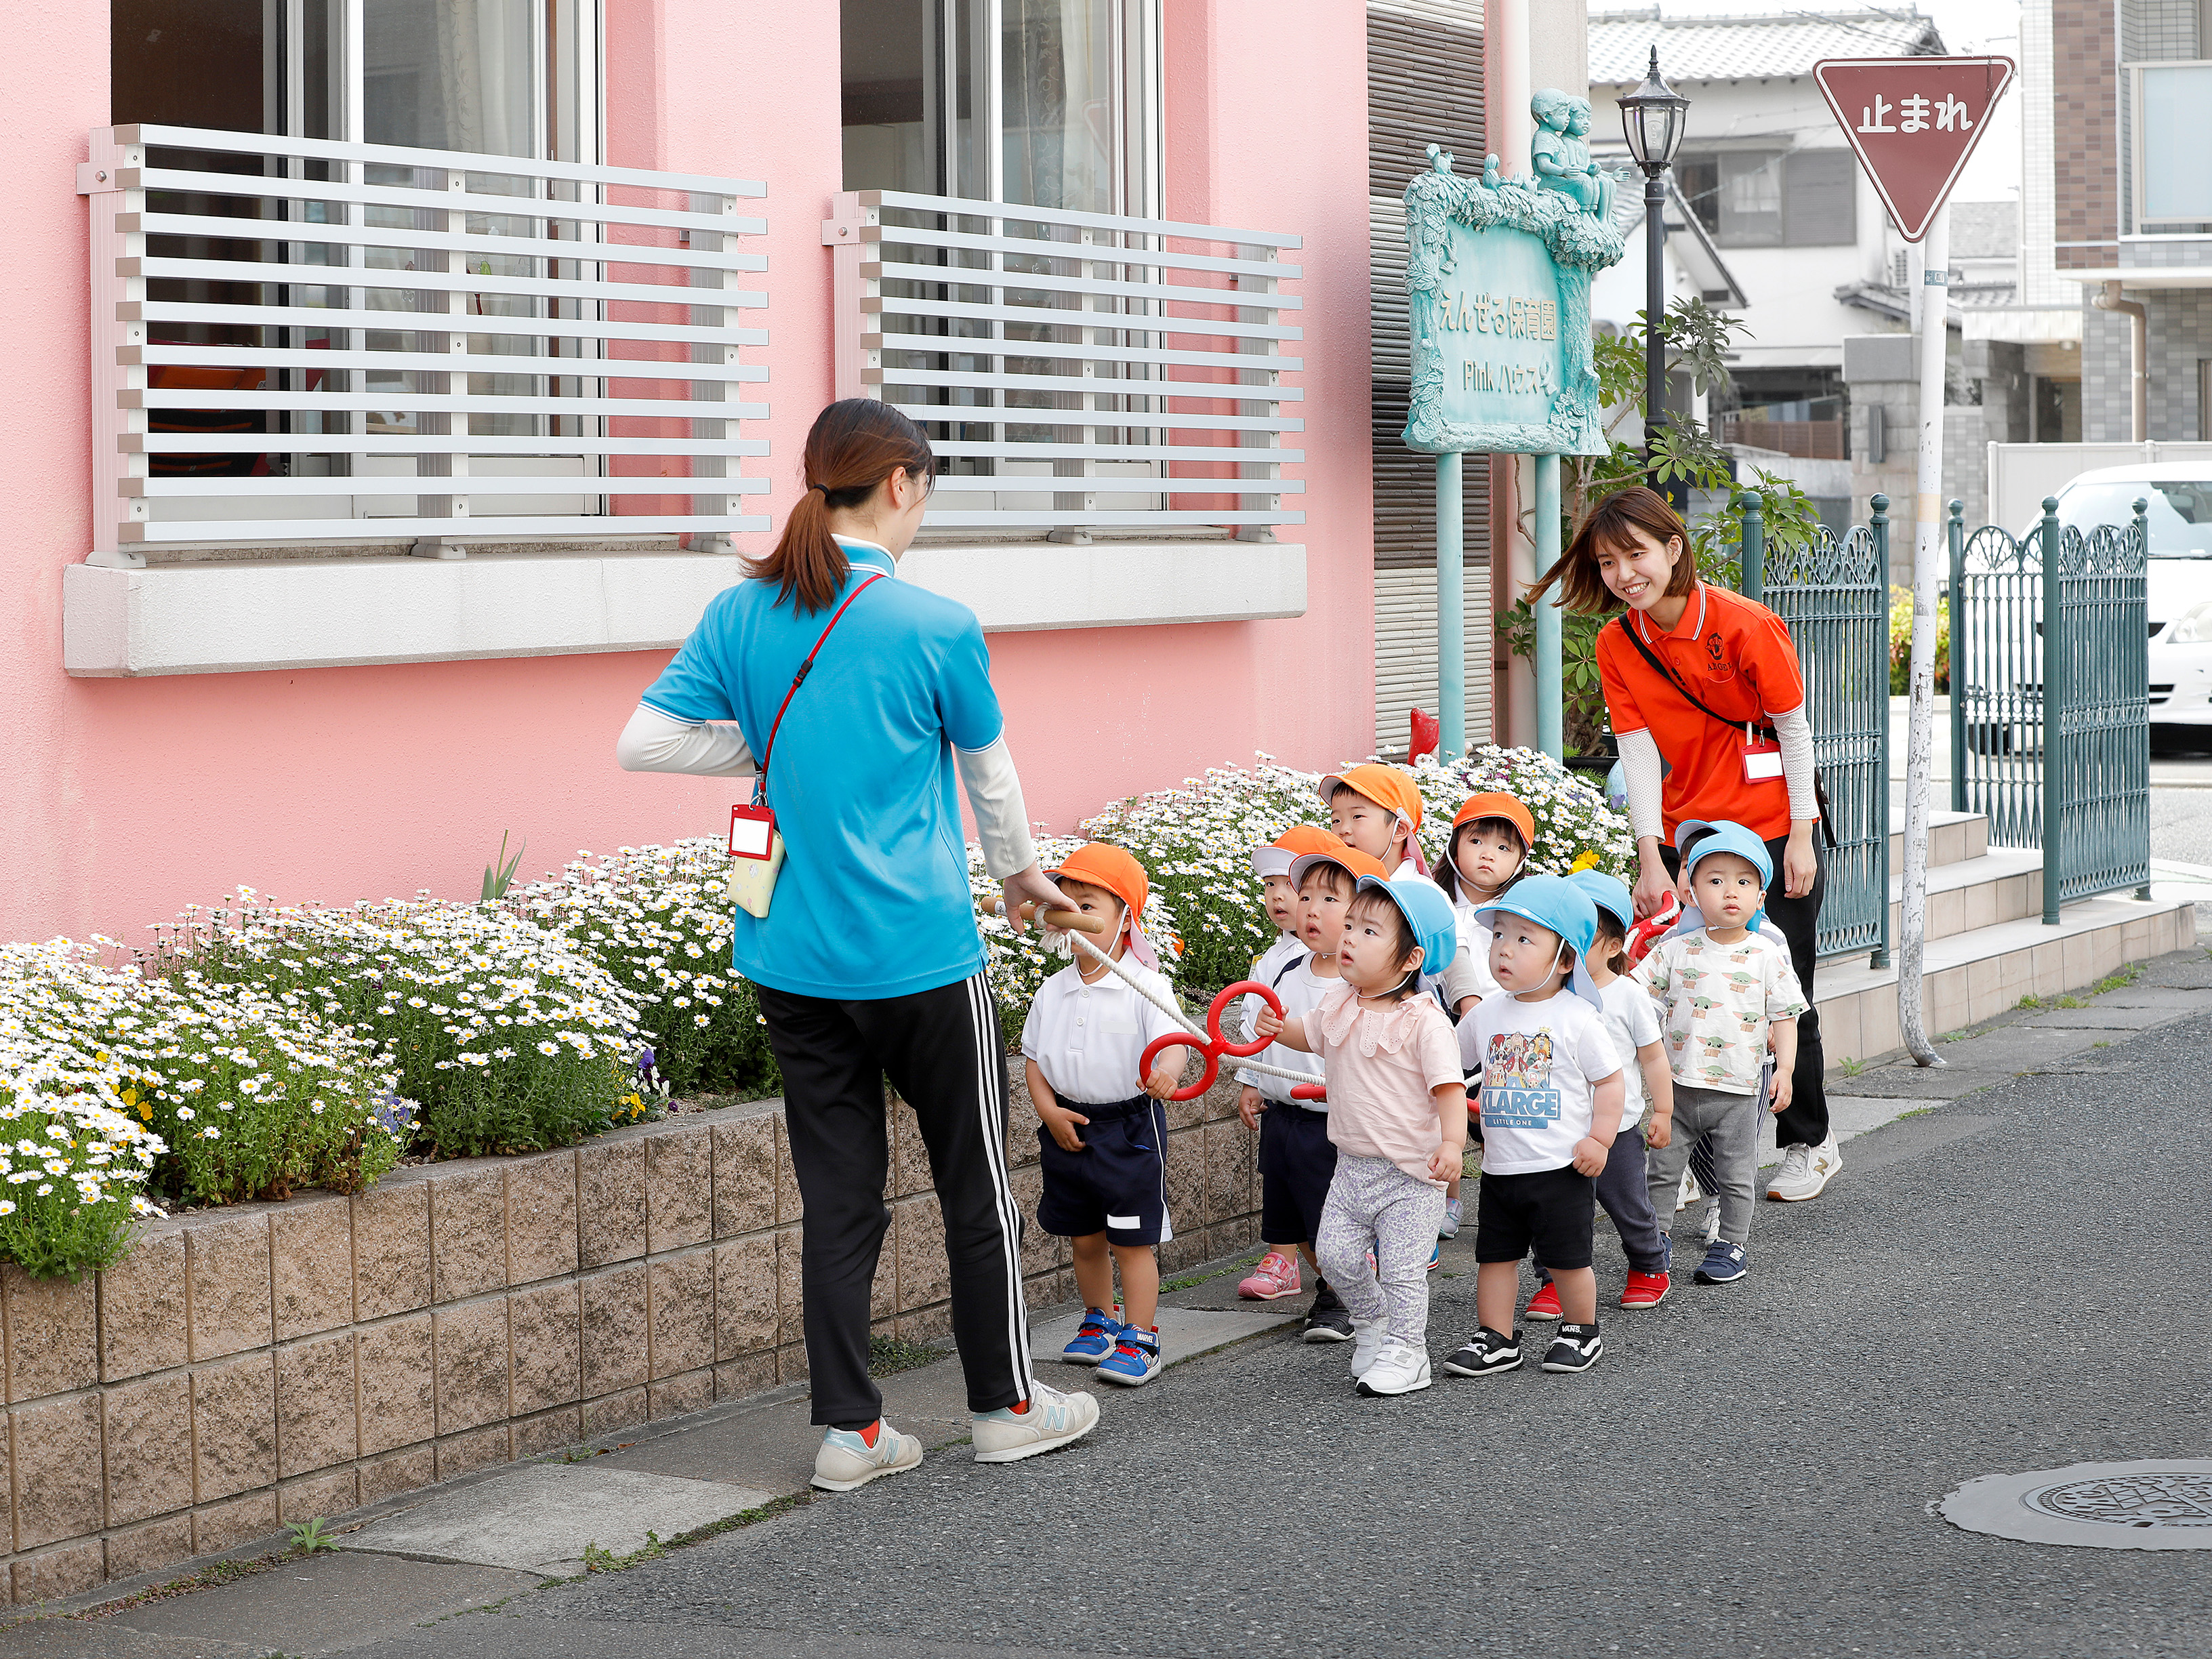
[1019,961,1189,1107]
[1235,952,1334,1108]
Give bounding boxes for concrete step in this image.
[1884,846,2045,944]
[1812,890,2196,1065]
[1886,807,1986,875]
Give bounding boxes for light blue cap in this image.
[1354,874,1461,982]
[1472,873,1599,960]
[1675,819,1773,889]
[1567,869,1635,933]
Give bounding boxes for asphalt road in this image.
[333,966,2212,1659]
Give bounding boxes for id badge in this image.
[1742,729,1784,785]
[729,802,777,861]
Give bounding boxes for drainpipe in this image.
[2093,280,2148,442]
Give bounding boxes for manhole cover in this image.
[1941,1460,2212,1550]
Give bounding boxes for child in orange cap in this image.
[1021,844,1187,1387]
[1249,824,1351,992]
[1321,765,1485,1013]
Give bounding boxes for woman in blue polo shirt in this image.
[616,399,1098,1489]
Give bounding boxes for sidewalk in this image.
[12,945,2212,1658]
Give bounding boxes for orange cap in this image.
[1451,792,1536,850]
[1255,824,1351,881]
[1319,764,1424,831]
[1286,844,1392,890]
[1046,842,1148,922]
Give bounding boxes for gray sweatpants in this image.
[1315,1153,1446,1347]
[1643,1083,1762,1247]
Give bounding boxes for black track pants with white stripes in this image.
[756,971,1034,1427]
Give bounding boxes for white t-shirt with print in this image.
[1593,975,1663,1132]
[1633,928,1807,1096]
[1464,989,1622,1176]
[1019,960,1188,1107]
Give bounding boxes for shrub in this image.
[170,893,646,1160]
[520,842,781,1101]
[1889,586,1950,695]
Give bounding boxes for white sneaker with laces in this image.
[811,1420,924,1492]
[971,1381,1101,1464]
[1355,1339,1433,1396]
[1349,1317,1387,1380]
[1767,1133,1841,1202]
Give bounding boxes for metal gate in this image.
[1744,498,1891,964]
[1948,501,2150,918]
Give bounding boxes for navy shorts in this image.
[1475,1165,1596,1269]
[1036,1095,1172,1246]
[1257,1101,1336,1246]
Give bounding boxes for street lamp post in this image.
[1618,47,1689,481]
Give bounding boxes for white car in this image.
[2036,466,2212,747]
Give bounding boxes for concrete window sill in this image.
[62,541,1308,676]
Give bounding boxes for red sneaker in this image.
[1523,1282,1562,1322]
[1620,1271,1670,1309]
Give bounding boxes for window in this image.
[840,0,1160,213]
[1677,148,1856,247]
[2137,62,2212,226]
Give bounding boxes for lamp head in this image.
[1619,46,1690,176]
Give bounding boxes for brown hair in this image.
[1528,485,1697,616]
[1298,861,1359,898]
[748,399,935,613]
[1591,910,1632,978]
[1345,890,1425,1002]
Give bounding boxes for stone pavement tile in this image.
[47,1555,542,1658]
[2018,1004,2197,1029]
[343,1465,776,1576]
[2066,985,2212,1010]
[1829,1064,2008,1099]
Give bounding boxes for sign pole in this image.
[1534,452,1563,759]
[1437,451,1465,757]
[1898,203,1950,1068]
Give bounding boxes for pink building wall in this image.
[0,0,1374,946]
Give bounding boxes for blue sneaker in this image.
[1097,1326,1162,1387]
[1426,1240,1441,1272]
[1061,1307,1124,1366]
[1694,1239,1748,1284]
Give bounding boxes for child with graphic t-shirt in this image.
[1634,821,1806,1288]
[1443,876,1625,1379]
[1521,871,1675,1318]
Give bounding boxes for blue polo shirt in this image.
[640,538,1004,1000]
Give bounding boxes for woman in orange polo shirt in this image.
[1531,485,1840,1205]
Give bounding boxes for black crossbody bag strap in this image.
[1615,615,1836,850]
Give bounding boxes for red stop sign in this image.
[1813,56,2015,242]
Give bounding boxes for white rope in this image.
[1052,924,1322,1090]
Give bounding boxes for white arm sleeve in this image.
[956,734,1040,879]
[1771,704,1819,825]
[614,703,758,777]
[1614,726,1666,844]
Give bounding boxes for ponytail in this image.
[749,398,935,613]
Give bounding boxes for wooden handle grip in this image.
[977,899,1109,936]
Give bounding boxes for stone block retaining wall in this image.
[0,1073,1258,1603]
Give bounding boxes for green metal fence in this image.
[1740,493,1891,964]
[1947,498,2151,919]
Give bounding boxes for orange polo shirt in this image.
[1595,582,1807,844]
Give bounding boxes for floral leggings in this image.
[1315,1153,1446,1347]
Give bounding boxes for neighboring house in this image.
[9,1,1372,943]
[1586,7,1945,525]
[2039,0,2212,442]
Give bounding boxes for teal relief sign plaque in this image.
[1402,142,1626,456]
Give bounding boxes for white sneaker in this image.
[1703,1203,1721,1244]
[1677,1169,1703,1211]
[1349,1317,1387,1380]
[971,1381,1101,1464]
[1767,1134,1841,1202]
[810,1420,924,1492]
[1355,1339,1433,1397]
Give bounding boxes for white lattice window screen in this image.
[82,123,767,558]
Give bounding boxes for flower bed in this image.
[0,747,1625,1279]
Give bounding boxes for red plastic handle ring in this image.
[1137,979,1286,1102]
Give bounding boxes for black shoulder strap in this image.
[1271,954,1306,989]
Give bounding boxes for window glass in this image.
[364,0,537,158]
[1676,155,1719,237]
[1782,149,1856,247]
[2055,481,2212,554]
[842,0,946,193]
[2139,64,2212,222]
[1002,0,1114,211]
[1718,152,1782,245]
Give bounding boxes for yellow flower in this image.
[1569,849,1601,873]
